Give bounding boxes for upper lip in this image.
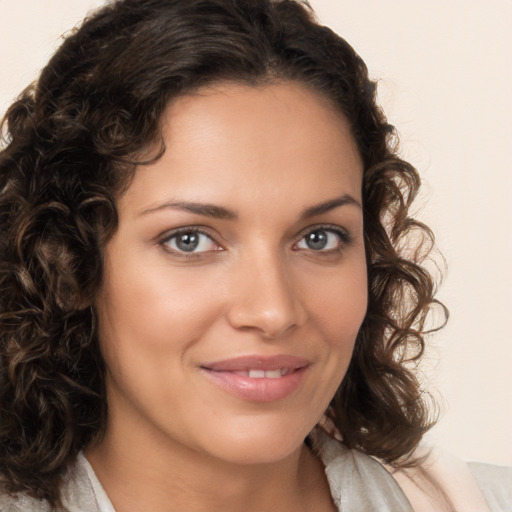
[201,355,310,372]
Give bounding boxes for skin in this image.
[87,81,367,512]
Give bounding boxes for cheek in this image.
[96,253,226,359]
[305,258,368,351]
[94,259,224,415]
[293,256,367,423]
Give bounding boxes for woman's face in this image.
[95,82,367,466]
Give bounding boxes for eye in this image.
[163,229,220,254]
[296,228,347,252]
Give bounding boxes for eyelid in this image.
[158,226,224,255]
[294,224,352,251]
[156,223,351,256]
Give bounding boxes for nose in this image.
[226,249,307,339]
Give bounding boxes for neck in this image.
[85,416,334,512]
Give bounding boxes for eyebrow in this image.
[139,194,361,219]
[140,201,237,219]
[299,194,361,219]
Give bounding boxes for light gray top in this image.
[1,435,510,511]
[467,461,512,512]
[312,430,414,511]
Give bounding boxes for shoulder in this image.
[0,453,103,512]
[467,460,512,511]
[389,448,509,512]
[312,429,510,512]
[0,491,52,512]
[311,429,414,511]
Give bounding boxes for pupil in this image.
[177,233,199,252]
[307,230,328,250]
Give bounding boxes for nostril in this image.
[227,303,305,340]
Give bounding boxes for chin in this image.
[197,417,312,466]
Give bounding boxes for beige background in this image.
[1,0,511,465]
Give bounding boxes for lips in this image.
[200,355,310,402]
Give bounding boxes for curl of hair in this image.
[0,0,447,506]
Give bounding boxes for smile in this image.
[200,355,310,402]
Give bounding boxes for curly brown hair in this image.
[0,0,447,506]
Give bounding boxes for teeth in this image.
[248,370,265,378]
[247,369,289,379]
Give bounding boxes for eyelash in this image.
[159,227,220,257]
[158,224,351,257]
[294,225,351,254]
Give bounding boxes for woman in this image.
[0,0,509,510]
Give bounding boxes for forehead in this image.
[120,81,363,216]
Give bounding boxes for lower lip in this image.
[201,367,309,403]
